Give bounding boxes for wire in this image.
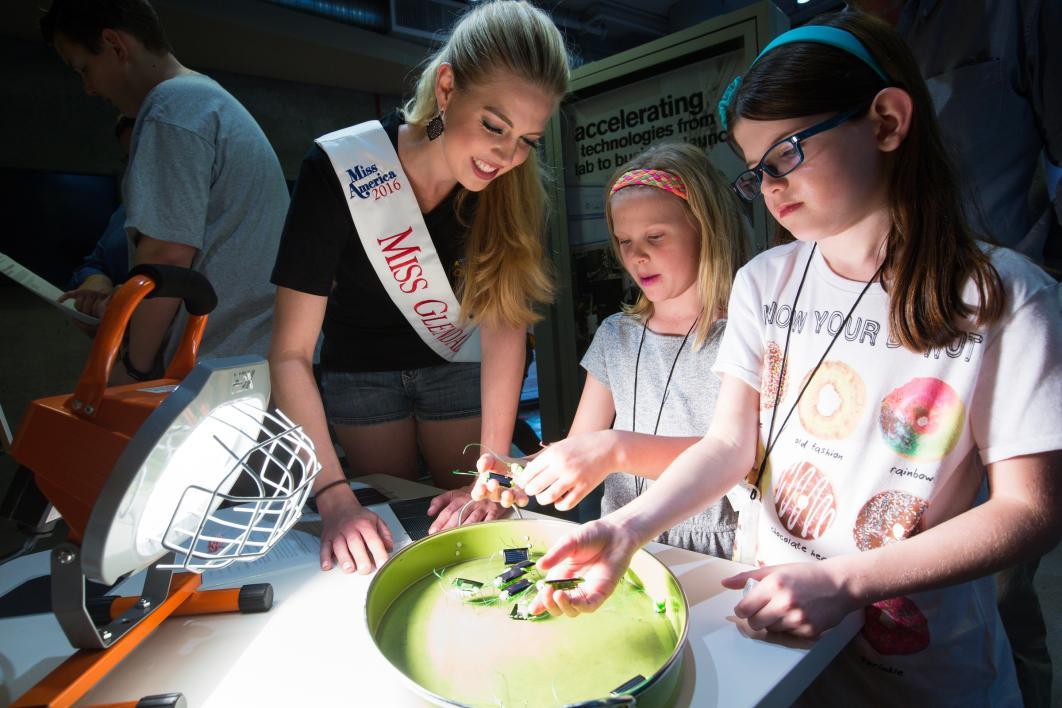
[0,533,42,564]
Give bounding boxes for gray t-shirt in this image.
[581,312,736,558]
[124,73,289,362]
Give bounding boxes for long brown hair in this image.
[403,0,569,328]
[604,143,749,350]
[723,11,1003,352]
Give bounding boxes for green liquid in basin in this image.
[368,521,686,707]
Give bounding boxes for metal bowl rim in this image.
[362,517,691,706]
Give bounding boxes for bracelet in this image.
[314,479,350,499]
[121,348,155,382]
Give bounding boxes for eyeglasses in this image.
[731,105,869,202]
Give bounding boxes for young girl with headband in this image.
[527,12,1062,703]
[474,143,748,558]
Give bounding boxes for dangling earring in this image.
[427,110,445,141]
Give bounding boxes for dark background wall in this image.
[0,35,399,180]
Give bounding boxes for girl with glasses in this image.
[525,12,1062,704]
[474,143,748,559]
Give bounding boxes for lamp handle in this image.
[127,264,218,316]
[130,265,217,381]
[70,266,217,415]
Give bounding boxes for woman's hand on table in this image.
[528,517,641,617]
[316,488,393,574]
[721,559,858,639]
[470,452,530,508]
[428,484,511,534]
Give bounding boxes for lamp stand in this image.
[13,546,273,707]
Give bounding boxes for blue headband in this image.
[717,26,890,131]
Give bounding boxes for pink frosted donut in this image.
[862,596,930,655]
[797,360,865,440]
[773,460,836,540]
[880,378,965,460]
[760,341,788,410]
[853,491,928,551]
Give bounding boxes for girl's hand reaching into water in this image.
[528,517,642,617]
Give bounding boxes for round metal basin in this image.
[365,518,689,707]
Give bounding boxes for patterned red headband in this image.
[609,168,688,201]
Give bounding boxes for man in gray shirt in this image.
[41,0,288,379]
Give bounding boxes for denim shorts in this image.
[319,362,481,426]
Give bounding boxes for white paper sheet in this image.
[9,486,414,602]
[179,482,412,590]
[0,251,100,325]
[196,529,321,589]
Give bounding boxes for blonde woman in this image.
[269,0,569,574]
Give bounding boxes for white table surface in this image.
[0,475,862,707]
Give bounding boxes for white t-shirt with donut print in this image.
[713,240,1062,705]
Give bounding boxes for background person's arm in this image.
[120,234,197,377]
[118,114,212,379]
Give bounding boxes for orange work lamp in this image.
[8,265,320,707]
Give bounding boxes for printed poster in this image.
[562,47,747,247]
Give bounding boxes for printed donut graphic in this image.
[853,490,928,551]
[880,378,965,460]
[760,341,788,410]
[862,596,930,655]
[798,361,866,440]
[773,460,837,540]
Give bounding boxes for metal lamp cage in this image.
[158,402,320,573]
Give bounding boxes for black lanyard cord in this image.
[751,245,883,500]
[632,311,700,496]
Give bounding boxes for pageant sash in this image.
[316,121,481,362]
